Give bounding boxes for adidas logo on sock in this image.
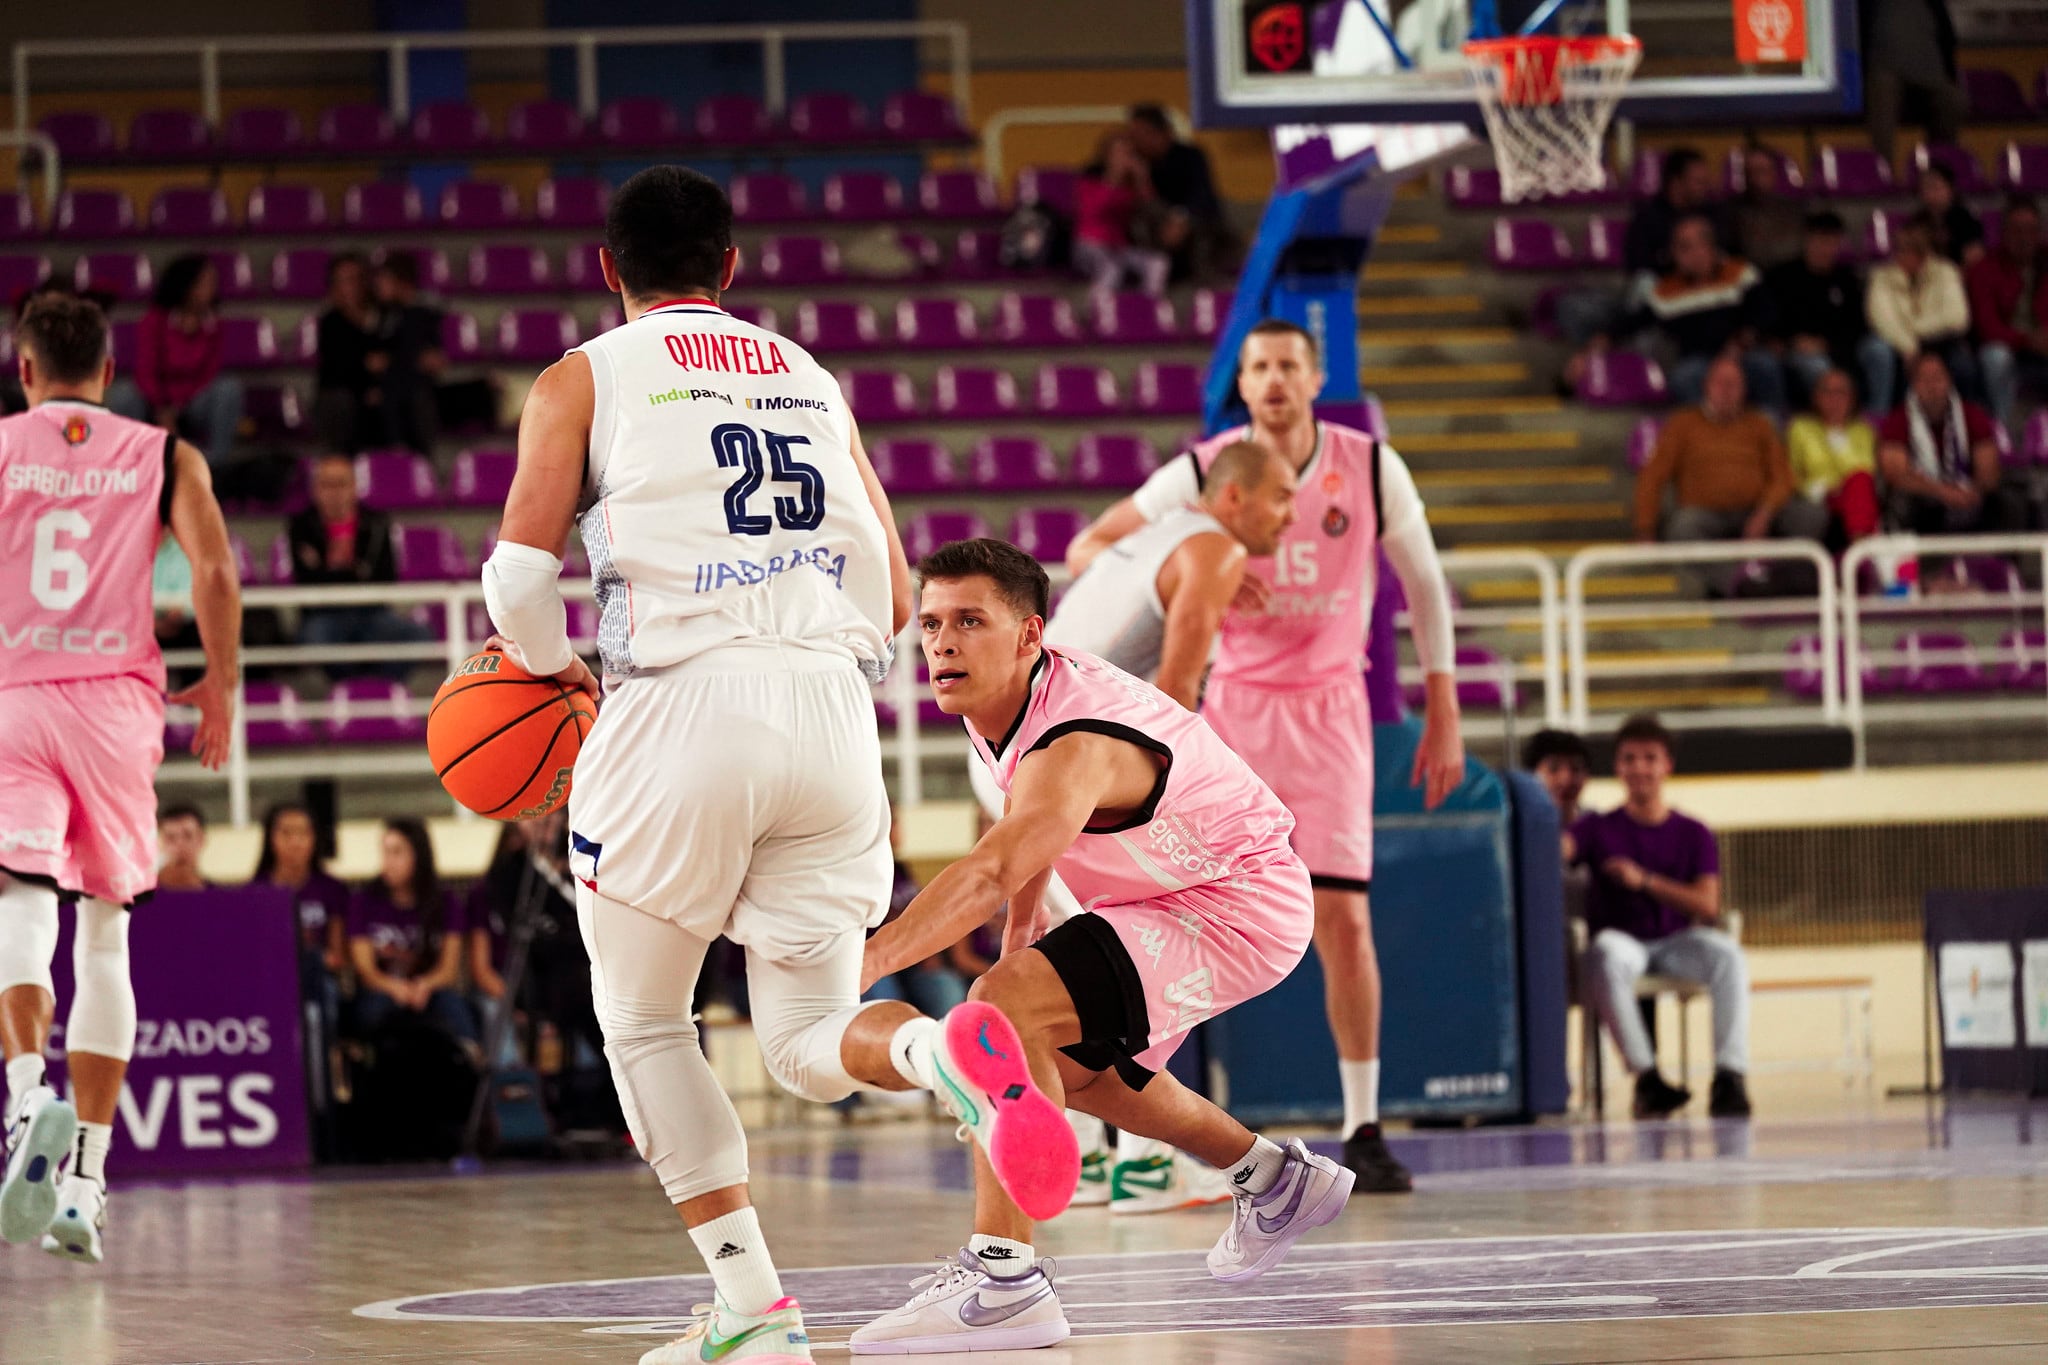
[1232,1163,1257,1185]
[714,1242,745,1260]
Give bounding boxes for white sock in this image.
[1067,1111,1107,1155]
[969,1233,1035,1277]
[889,1017,940,1090]
[1224,1136,1288,1196]
[1340,1058,1381,1136]
[688,1206,785,1316]
[74,1121,112,1187]
[6,1054,45,1114]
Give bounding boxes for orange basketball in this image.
[427,649,595,820]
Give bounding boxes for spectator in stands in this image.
[1571,714,1750,1120]
[1729,146,1805,270]
[372,252,446,458]
[107,254,243,467]
[155,804,209,891]
[1968,196,2048,430]
[1524,729,1592,828]
[1868,215,1980,406]
[1878,350,2026,535]
[347,818,476,1043]
[313,252,388,454]
[1787,368,1882,548]
[1916,162,1984,268]
[1862,0,1963,161]
[1559,147,1726,347]
[1635,357,1825,594]
[287,451,431,679]
[1126,103,1230,281]
[1073,132,1171,303]
[1765,211,1893,412]
[250,801,349,1045]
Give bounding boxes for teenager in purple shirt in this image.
[345,819,476,1043]
[1568,715,1751,1120]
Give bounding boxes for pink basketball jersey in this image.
[966,647,1298,909]
[0,401,172,691]
[1192,421,1382,688]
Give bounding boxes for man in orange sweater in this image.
[1634,357,1827,594]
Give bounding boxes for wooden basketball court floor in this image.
[7,1086,2048,1364]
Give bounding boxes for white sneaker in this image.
[850,1249,1070,1355]
[1070,1145,1112,1207]
[636,1296,812,1364]
[41,1176,105,1264]
[1,1086,76,1245]
[1110,1151,1234,1215]
[1207,1138,1355,1284]
[928,1003,1079,1222]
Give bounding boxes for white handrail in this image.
[981,105,1192,189]
[1437,547,1563,726]
[0,129,59,209]
[13,22,970,131]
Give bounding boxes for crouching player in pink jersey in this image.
[0,293,241,1263]
[850,540,1353,1354]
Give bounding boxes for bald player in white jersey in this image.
[485,166,1076,1365]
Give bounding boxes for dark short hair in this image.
[1803,209,1846,236]
[1522,729,1591,770]
[1671,211,1720,244]
[916,538,1050,621]
[1910,348,1951,380]
[159,802,206,829]
[1128,103,1171,133]
[1898,212,1936,249]
[377,249,420,288]
[605,165,732,300]
[1242,317,1320,363]
[1921,161,1957,189]
[2006,193,2041,220]
[1613,713,1674,757]
[326,251,368,287]
[15,292,109,384]
[1660,147,1706,191]
[152,253,213,312]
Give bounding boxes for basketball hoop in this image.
[1463,35,1642,203]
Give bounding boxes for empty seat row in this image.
[790,290,1228,351]
[1785,630,2048,698]
[839,362,1205,424]
[40,90,969,166]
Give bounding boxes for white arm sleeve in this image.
[481,540,574,677]
[1377,446,1456,676]
[1130,452,1203,522]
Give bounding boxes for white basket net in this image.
[1464,36,1642,203]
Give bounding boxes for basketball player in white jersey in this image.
[484,166,1077,1365]
[0,292,241,1264]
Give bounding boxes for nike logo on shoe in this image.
[1254,1171,1310,1234]
[714,1242,745,1259]
[697,1318,785,1360]
[958,1283,1051,1327]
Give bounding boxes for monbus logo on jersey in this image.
[647,387,733,408]
[746,395,831,413]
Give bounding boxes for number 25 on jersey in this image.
[712,423,823,537]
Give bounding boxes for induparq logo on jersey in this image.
[646,386,733,408]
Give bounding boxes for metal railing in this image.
[13,22,970,132]
[980,105,1191,188]
[1441,547,1564,727]
[0,130,59,208]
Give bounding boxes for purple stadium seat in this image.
[795,300,882,352]
[694,94,771,145]
[1134,362,1204,416]
[355,451,439,509]
[1586,217,1628,269]
[1628,417,1662,470]
[440,180,520,230]
[317,103,399,157]
[587,308,623,341]
[1094,293,1179,343]
[822,172,903,221]
[392,525,468,582]
[789,92,868,143]
[1962,68,2031,121]
[53,189,136,239]
[900,510,992,561]
[756,236,843,285]
[867,439,957,494]
[243,682,315,750]
[343,182,422,231]
[933,366,1020,420]
[1444,166,1504,209]
[1865,209,1915,261]
[918,170,1000,219]
[496,310,579,363]
[882,90,967,142]
[1999,632,2048,691]
[837,370,921,423]
[1490,217,1575,270]
[730,173,809,223]
[450,449,517,507]
[560,242,606,291]
[324,679,424,745]
[535,177,608,229]
[1577,350,1668,406]
[0,193,35,242]
[129,109,210,159]
[149,187,231,236]
[968,436,1061,491]
[1015,166,1077,216]
[411,101,490,156]
[1449,645,1518,710]
[0,255,50,301]
[1037,365,1120,418]
[1008,507,1088,561]
[1071,433,1160,489]
[995,292,1082,346]
[442,313,484,363]
[269,248,331,299]
[369,245,451,293]
[1190,288,1232,340]
[228,534,262,586]
[107,322,136,370]
[952,229,1008,279]
[1912,143,1988,194]
[2038,70,2048,114]
[1896,631,1989,693]
[598,96,681,147]
[243,385,304,437]
[72,252,151,300]
[224,107,305,159]
[505,99,585,152]
[219,317,280,368]
[1785,633,1891,699]
[2024,412,2048,466]
[246,183,328,234]
[1723,146,1806,195]
[39,112,114,160]
[2003,142,2048,194]
[894,298,979,350]
[1814,145,1895,198]
[726,303,779,333]
[464,244,552,294]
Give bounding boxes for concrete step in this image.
[1586,684,1776,710]
[1356,294,1486,318]
[1414,466,1613,490]
[1355,326,1520,357]
[1381,394,1565,419]
[1428,500,1628,528]
[1465,573,1681,601]
[1361,260,1470,284]
[1361,361,1532,388]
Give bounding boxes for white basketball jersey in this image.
[573,301,893,679]
[1045,504,1226,679]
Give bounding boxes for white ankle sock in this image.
[1066,1111,1107,1155]
[6,1055,45,1114]
[1224,1136,1288,1196]
[73,1121,112,1186]
[969,1233,1035,1277]
[688,1207,785,1316]
[1339,1058,1381,1136]
[889,1017,940,1090]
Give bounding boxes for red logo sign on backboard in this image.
[1246,2,1310,75]
[1734,0,1805,64]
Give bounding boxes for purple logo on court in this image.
[357,1228,2048,1346]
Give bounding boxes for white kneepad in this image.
[754,1005,869,1105]
[65,898,136,1062]
[0,875,60,997]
